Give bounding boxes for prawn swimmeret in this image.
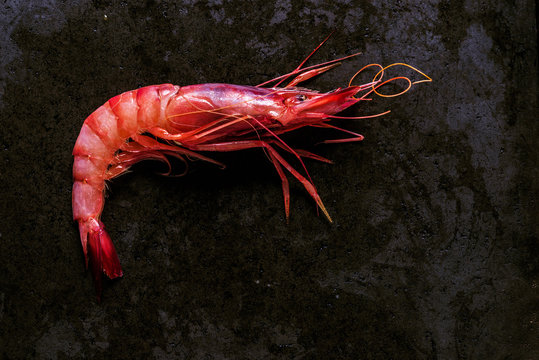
[72,39,431,300]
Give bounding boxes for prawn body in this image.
[72,42,431,300]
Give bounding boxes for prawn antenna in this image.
[257,33,361,88]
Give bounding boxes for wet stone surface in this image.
[0,0,537,359]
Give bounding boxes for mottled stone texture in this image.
[0,0,536,359]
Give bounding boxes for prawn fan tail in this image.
[83,219,123,302]
[92,220,123,280]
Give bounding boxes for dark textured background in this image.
[0,1,537,359]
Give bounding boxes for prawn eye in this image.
[284,94,308,106]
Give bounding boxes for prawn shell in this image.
[84,103,119,148]
[72,181,104,220]
[109,91,138,139]
[136,86,162,129]
[166,86,226,132]
[73,124,111,160]
[73,156,104,184]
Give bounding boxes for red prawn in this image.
[72,38,431,300]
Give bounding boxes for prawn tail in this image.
[81,218,123,302]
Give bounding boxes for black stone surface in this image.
[0,1,536,358]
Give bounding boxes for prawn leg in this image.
[106,135,226,179]
[272,141,333,164]
[191,140,332,222]
[310,122,365,144]
[267,150,290,222]
[131,134,225,168]
[148,115,248,143]
[107,150,186,178]
[147,127,185,141]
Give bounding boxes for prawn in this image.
[72,37,431,300]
